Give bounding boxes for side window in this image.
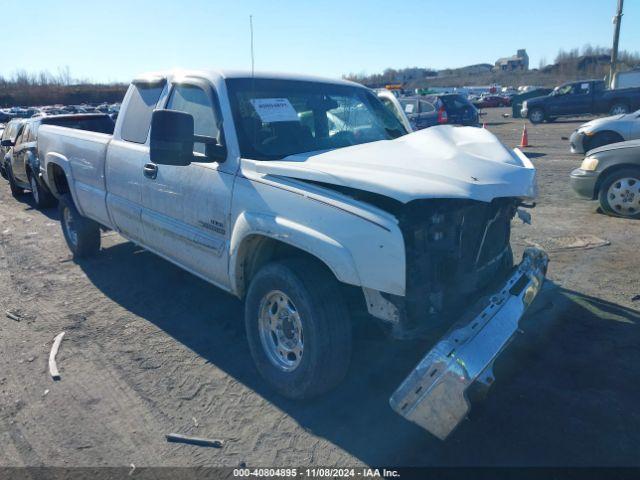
[120,83,164,144]
[166,84,220,155]
[16,125,28,145]
[26,123,36,142]
[419,100,435,113]
[575,83,590,95]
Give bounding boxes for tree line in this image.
[0,68,127,107]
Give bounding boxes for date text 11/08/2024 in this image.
[232,468,401,478]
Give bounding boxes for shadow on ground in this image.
[79,241,640,466]
[13,193,59,221]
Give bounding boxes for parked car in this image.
[569,109,640,154]
[2,113,114,207]
[570,139,640,218]
[522,79,640,124]
[37,69,547,440]
[397,96,443,130]
[0,118,25,180]
[375,90,413,132]
[422,93,479,126]
[473,95,510,108]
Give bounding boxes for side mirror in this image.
[1,139,14,147]
[150,110,194,166]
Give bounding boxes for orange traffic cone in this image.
[519,124,529,147]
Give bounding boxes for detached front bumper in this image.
[390,247,549,440]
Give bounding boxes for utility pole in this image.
[609,0,624,88]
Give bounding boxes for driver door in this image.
[141,79,233,288]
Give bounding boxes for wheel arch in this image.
[586,130,625,152]
[609,99,630,110]
[45,156,72,197]
[229,212,361,299]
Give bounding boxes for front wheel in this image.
[6,164,25,198]
[58,194,101,257]
[598,168,640,219]
[244,258,352,399]
[528,108,545,124]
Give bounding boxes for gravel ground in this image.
[1,108,639,468]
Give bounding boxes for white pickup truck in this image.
[38,69,548,439]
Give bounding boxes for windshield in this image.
[226,78,407,160]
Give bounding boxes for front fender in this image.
[229,211,361,296]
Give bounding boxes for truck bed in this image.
[38,125,113,226]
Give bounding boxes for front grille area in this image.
[393,198,518,332]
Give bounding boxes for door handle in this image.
[143,163,158,179]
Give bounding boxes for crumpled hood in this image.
[243,126,536,203]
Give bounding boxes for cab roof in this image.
[132,69,364,89]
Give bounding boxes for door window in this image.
[15,124,28,146]
[166,84,220,155]
[419,100,435,113]
[574,83,591,95]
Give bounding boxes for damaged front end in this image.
[382,197,521,339]
[375,197,548,439]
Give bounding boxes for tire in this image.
[528,108,545,124]
[586,131,624,152]
[28,169,56,209]
[609,103,630,116]
[598,167,640,219]
[6,164,25,198]
[244,258,352,399]
[58,194,101,257]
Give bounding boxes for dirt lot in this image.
[1,108,639,468]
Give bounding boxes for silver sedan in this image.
[570,110,640,154]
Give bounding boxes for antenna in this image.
[249,14,255,77]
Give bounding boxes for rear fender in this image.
[45,153,83,213]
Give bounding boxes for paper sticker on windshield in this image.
[250,98,299,123]
[404,104,415,114]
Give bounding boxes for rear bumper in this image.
[389,247,549,440]
[569,168,598,199]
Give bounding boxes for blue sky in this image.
[4,0,639,83]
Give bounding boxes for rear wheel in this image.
[29,169,56,209]
[58,194,101,257]
[609,103,630,116]
[244,258,352,399]
[528,108,545,124]
[598,168,640,219]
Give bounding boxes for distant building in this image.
[494,49,529,72]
